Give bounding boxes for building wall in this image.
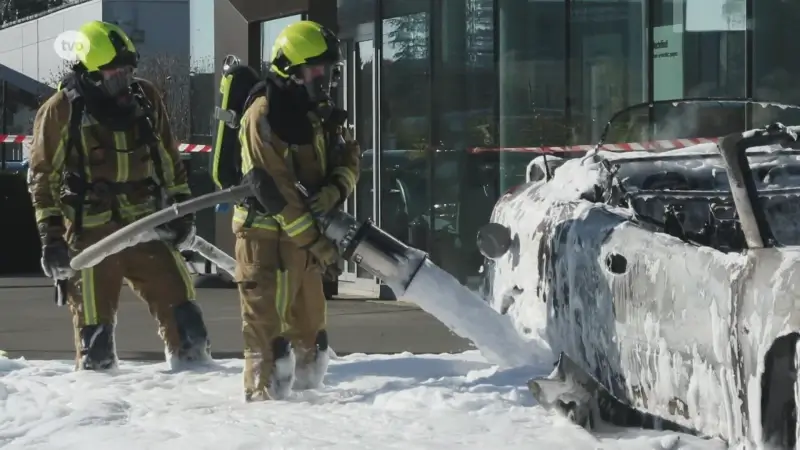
[332,0,800,287]
[102,0,190,61]
[0,0,190,85]
[211,0,251,257]
[0,0,103,84]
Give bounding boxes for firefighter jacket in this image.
[28,78,191,242]
[234,92,360,247]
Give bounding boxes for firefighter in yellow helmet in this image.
[232,20,360,401]
[28,20,211,371]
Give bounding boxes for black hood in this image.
[65,71,139,130]
[266,77,314,145]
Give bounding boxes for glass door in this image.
[337,38,380,296]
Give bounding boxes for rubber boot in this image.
[167,301,212,370]
[78,323,117,371]
[294,329,330,391]
[267,336,296,400]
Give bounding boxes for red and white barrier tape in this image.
[178,143,214,153]
[467,137,721,154]
[1,134,720,154]
[0,135,28,144]
[1,134,213,153]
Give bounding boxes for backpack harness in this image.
[59,79,168,235]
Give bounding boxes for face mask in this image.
[299,63,342,104]
[97,66,134,98]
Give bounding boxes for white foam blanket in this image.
[0,351,724,449]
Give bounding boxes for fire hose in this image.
[68,182,430,300]
[53,185,249,306]
[65,182,541,373]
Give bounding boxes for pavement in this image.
[0,276,474,361]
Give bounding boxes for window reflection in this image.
[380,0,431,259]
[653,0,745,99]
[186,0,219,240]
[338,0,374,34]
[0,81,41,273]
[434,0,496,283]
[754,0,800,127]
[354,40,374,224]
[570,0,646,145]
[2,82,38,170]
[188,0,215,168]
[350,40,376,279]
[189,0,215,74]
[498,0,571,193]
[650,0,746,139]
[4,83,37,134]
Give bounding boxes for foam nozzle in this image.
[476,223,512,259]
[320,210,428,297]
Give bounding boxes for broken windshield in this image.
[599,99,800,247]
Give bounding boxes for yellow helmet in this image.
[76,20,138,72]
[269,21,341,78]
[71,21,139,98]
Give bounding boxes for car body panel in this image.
[481,130,800,446]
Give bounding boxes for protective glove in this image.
[323,260,344,282]
[309,184,342,216]
[306,236,341,279]
[41,238,75,280]
[156,213,196,248]
[156,194,196,248]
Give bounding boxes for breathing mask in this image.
[86,65,135,99]
[298,62,343,106]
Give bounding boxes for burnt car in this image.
[477,99,800,448]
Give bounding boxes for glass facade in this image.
[0,78,43,275]
[189,0,216,141]
[189,0,215,143]
[753,0,800,127]
[380,0,431,257]
[338,0,500,284]
[498,0,647,192]
[189,0,217,243]
[0,80,40,173]
[330,0,800,288]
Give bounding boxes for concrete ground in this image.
[0,276,474,361]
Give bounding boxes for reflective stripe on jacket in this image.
[28,78,190,235]
[233,94,361,243]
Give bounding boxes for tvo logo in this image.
[53,30,90,61]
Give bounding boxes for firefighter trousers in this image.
[66,227,197,365]
[234,233,327,397]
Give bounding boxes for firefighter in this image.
[28,20,211,371]
[233,20,360,401]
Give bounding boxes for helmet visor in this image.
[98,66,134,97]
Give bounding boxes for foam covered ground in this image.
[0,352,725,449]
